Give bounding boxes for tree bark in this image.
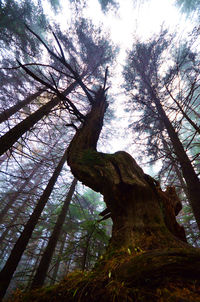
[67,87,186,250]
[30,178,77,289]
[0,147,68,300]
[0,88,46,124]
[0,81,77,157]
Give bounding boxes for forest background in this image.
[0,0,200,299]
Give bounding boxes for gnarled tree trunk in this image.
[67,87,186,250]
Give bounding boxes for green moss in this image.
[9,248,200,302]
[78,149,104,166]
[78,149,114,167]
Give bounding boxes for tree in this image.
[2,5,200,301]
[0,161,41,224]
[123,33,200,231]
[0,17,115,158]
[0,0,47,57]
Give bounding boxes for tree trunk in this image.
[26,229,49,290]
[166,86,200,135]
[81,232,93,272]
[67,87,186,250]
[151,90,200,231]
[30,178,77,289]
[49,235,66,285]
[0,81,77,157]
[0,135,62,224]
[0,147,68,300]
[0,88,46,124]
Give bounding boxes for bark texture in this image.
[62,86,200,301]
[67,87,186,250]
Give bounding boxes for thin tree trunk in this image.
[161,137,191,201]
[50,235,66,285]
[30,178,77,289]
[26,229,49,289]
[0,81,77,157]
[152,90,200,231]
[81,232,93,272]
[0,88,46,124]
[0,147,68,300]
[0,135,62,224]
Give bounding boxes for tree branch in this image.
[17,60,85,122]
[25,24,95,105]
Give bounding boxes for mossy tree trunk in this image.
[67,87,186,251]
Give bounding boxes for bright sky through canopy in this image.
[83,0,192,46]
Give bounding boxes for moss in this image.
[78,149,105,166]
[8,248,200,302]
